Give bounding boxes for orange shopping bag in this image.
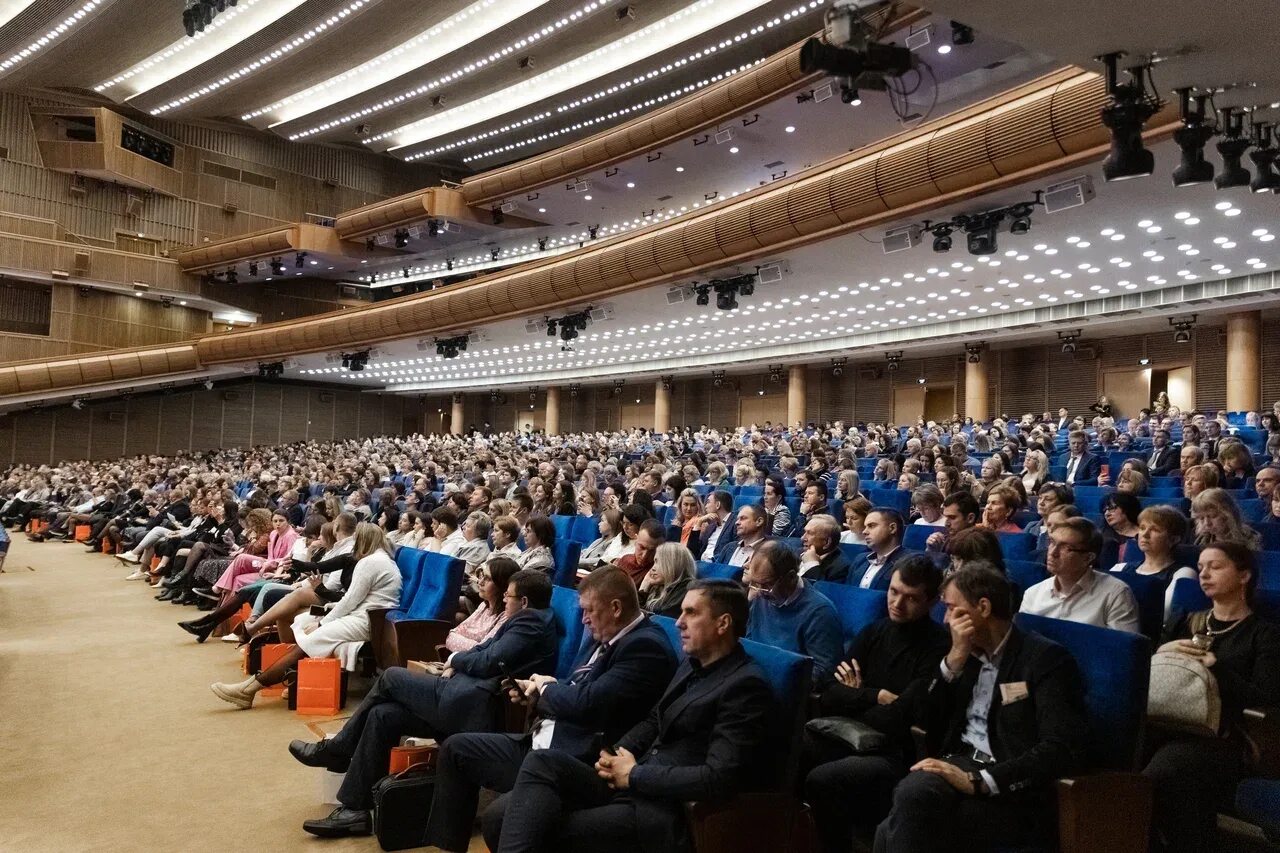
[295,658,343,715]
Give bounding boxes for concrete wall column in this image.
[787,365,806,427]
[450,393,464,436]
[545,386,561,435]
[654,379,671,433]
[964,352,989,422]
[1225,311,1261,412]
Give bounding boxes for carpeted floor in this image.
[0,536,482,853]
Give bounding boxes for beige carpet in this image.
[0,536,483,853]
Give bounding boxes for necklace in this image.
[1192,612,1248,650]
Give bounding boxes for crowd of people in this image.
[3,398,1280,853]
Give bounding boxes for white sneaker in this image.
[221,632,240,642]
[117,551,141,564]
[124,569,149,581]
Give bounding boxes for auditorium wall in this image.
[0,320,1272,466]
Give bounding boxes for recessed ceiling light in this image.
[937,44,952,54]
[675,166,684,172]
[538,207,547,213]
[728,146,739,153]
[1215,201,1233,211]
[784,125,795,133]
[583,194,592,200]
[625,182,635,188]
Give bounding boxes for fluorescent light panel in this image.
[0,0,105,76]
[97,0,305,98]
[385,0,773,151]
[251,0,553,126]
[0,0,39,31]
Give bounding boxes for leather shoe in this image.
[156,587,178,601]
[288,739,349,772]
[178,618,215,643]
[302,807,371,838]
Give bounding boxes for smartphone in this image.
[497,661,514,683]
[1099,463,1110,478]
[602,744,619,757]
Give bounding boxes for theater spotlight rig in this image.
[798,0,931,122]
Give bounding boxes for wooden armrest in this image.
[684,793,810,853]
[389,619,454,669]
[366,607,394,670]
[1057,771,1152,853]
[1242,706,1280,777]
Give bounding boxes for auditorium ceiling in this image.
[289,140,1280,392]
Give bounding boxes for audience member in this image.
[849,508,907,590]
[743,540,843,686]
[1020,517,1140,633]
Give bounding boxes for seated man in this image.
[875,564,1088,852]
[1020,517,1140,633]
[289,569,560,838]
[488,579,776,853]
[798,514,851,582]
[925,492,980,553]
[714,503,769,567]
[744,540,843,687]
[805,555,951,853]
[615,519,664,585]
[424,567,678,853]
[848,508,907,591]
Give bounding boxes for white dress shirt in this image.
[1019,569,1140,633]
[726,535,764,567]
[700,517,728,561]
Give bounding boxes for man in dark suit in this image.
[290,570,560,838]
[1062,430,1101,484]
[694,490,737,561]
[424,568,678,853]
[873,565,1088,852]
[489,579,776,853]
[848,508,907,591]
[1146,429,1178,476]
[713,504,769,566]
[798,514,851,582]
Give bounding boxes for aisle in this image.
[0,537,390,853]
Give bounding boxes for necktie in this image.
[1067,457,1078,481]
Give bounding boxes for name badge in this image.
[999,681,1029,704]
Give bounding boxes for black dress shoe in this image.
[156,587,178,601]
[178,618,215,643]
[302,807,371,838]
[288,739,349,772]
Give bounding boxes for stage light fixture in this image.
[1058,329,1082,354]
[694,284,710,306]
[768,365,783,383]
[341,350,369,372]
[71,398,84,410]
[1171,88,1216,187]
[537,238,547,251]
[885,351,903,372]
[225,268,238,285]
[491,208,504,226]
[269,257,285,276]
[1249,122,1279,193]
[295,253,306,269]
[446,259,454,271]
[612,380,625,396]
[1214,109,1251,190]
[711,370,725,388]
[257,361,284,379]
[714,283,738,311]
[831,357,847,377]
[365,238,376,251]
[546,320,558,337]
[950,20,974,45]
[248,261,258,277]
[1097,53,1161,182]
[394,229,410,249]
[428,220,440,238]
[965,343,984,364]
[1170,315,1196,344]
[1007,204,1033,235]
[964,215,1000,256]
[931,225,953,253]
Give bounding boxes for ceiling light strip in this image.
[0,0,40,31]
[384,0,775,151]
[0,0,105,76]
[96,0,304,98]
[285,0,617,140]
[248,0,553,126]
[146,0,370,115]
[403,0,821,163]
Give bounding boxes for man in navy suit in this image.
[1062,431,1101,484]
[290,570,560,838]
[848,508,907,591]
[489,579,776,853]
[424,567,677,853]
[1146,429,1179,476]
[713,504,769,566]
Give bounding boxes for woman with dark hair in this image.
[1108,505,1197,620]
[1144,542,1280,853]
[518,516,555,575]
[446,556,521,653]
[762,477,793,537]
[156,499,241,602]
[550,480,575,516]
[1100,491,1141,559]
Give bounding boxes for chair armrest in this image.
[388,619,454,669]
[366,607,395,670]
[1056,771,1152,853]
[1242,706,1280,777]
[684,794,811,853]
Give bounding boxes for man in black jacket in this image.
[291,570,560,838]
[424,567,678,853]
[1146,429,1179,476]
[798,514,851,582]
[490,578,775,853]
[805,556,950,853]
[873,564,1088,852]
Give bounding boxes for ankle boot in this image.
[178,616,216,643]
[210,675,261,710]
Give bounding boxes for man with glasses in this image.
[743,540,842,687]
[1019,517,1139,633]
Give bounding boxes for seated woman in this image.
[1100,491,1141,562]
[910,484,945,527]
[1115,467,1149,496]
[575,489,600,517]
[1108,505,1197,621]
[840,496,872,545]
[979,485,1023,534]
[579,509,623,571]
[158,502,247,604]
[446,556,520,655]
[186,507,272,604]
[638,542,694,618]
[517,516,555,574]
[1191,488,1262,549]
[136,497,216,581]
[896,472,920,492]
[762,477,793,538]
[1183,463,1218,500]
[384,510,412,547]
[1144,542,1280,853]
[549,481,575,516]
[210,508,298,598]
[1019,449,1050,496]
[397,511,427,550]
[209,523,402,710]
[1218,442,1257,490]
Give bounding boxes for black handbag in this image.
[371,763,436,851]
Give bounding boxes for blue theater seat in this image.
[811,581,888,644]
[551,539,582,588]
[695,560,743,582]
[549,585,585,680]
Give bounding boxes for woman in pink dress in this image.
[213,510,298,596]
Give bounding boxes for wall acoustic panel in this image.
[158,392,194,454]
[124,397,162,456]
[250,383,282,446]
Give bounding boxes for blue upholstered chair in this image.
[551,539,582,588]
[695,560,743,583]
[549,584,585,680]
[373,550,465,669]
[811,581,888,644]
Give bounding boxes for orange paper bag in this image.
[257,643,291,698]
[295,658,343,715]
[74,524,92,542]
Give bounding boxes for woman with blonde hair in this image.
[209,523,401,710]
[1183,464,1218,500]
[1191,488,1262,549]
[1020,448,1049,495]
[872,458,898,483]
[1217,442,1256,489]
[834,469,862,503]
[639,542,695,618]
[1115,467,1149,497]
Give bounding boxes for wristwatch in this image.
[968,770,988,796]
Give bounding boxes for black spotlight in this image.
[1172,88,1215,188]
[931,224,953,252]
[491,208,505,225]
[950,20,974,45]
[295,252,306,268]
[798,36,914,81]
[428,220,439,237]
[714,282,738,311]
[182,5,196,36]
[1007,203,1033,235]
[225,268,238,285]
[365,238,376,250]
[537,237,547,251]
[269,257,285,276]
[965,215,1000,256]
[546,320,557,337]
[694,284,710,306]
[588,225,599,240]
[712,370,725,388]
[1250,123,1280,193]
[1097,53,1160,182]
[446,258,454,271]
[248,261,258,277]
[394,229,410,248]
[1214,109,1251,190]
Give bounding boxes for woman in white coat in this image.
[210,523,402,710]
